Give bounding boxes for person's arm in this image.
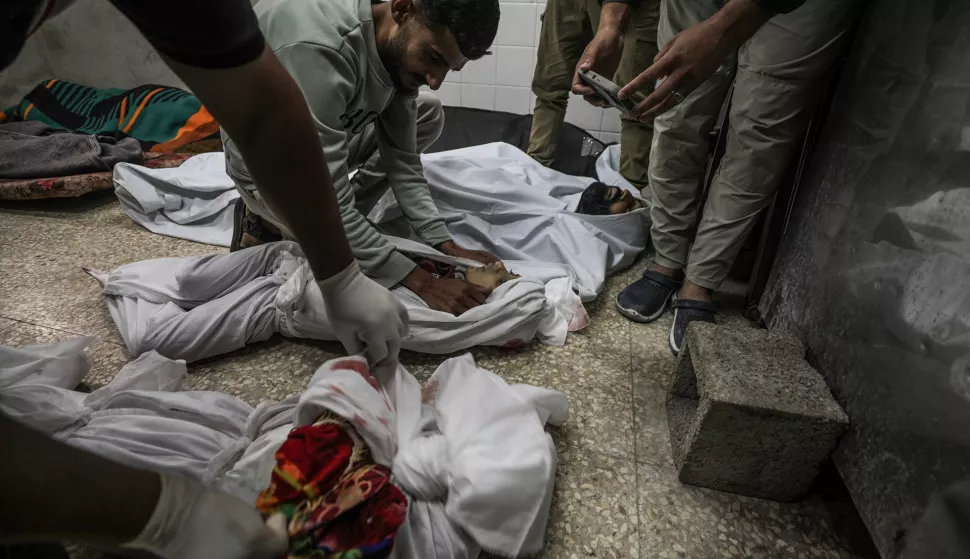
[106,0,409,366]
[570,2,635,105]
[0,414,286,559]
[109,0,352,283]
[249,42,417,288]
[375,96,499,265]
[163,48,354,282]
[0,414,157,544]
[375,95,453,248]
[618,0,773,120]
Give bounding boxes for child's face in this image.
[465,262,519,291]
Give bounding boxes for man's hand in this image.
[317,261,409,367]
[437,240,500,265]
[571,2,631,107]
[402,266,491,315]
[618,0,772,120]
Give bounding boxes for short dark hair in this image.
[416,0,500,60]
[576,182,613,215]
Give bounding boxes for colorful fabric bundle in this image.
[256,409,408,559]
[0,80,219,153]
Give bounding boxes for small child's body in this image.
[414,259,520,292]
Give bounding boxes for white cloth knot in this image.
[392,433,448,501]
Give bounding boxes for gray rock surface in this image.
[666,322,849,502]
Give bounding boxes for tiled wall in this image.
[429,0,624,144]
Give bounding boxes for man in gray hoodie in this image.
[227,0,503,316]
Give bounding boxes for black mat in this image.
[428,107,606,179]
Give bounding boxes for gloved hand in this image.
[124,474,288,559]
[317,260,409,367]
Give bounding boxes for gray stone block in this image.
[666,322,848,502]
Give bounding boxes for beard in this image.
[377,26,417,94]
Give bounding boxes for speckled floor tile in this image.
[0,245,125,343]
[0,321,131,390]
[0,203,219,263]
[1,195,871,558]
[474,341,636,460]
[637,461,865,559]
[185,336,345,406]
[538,449,641,559]
[634,370,674,468]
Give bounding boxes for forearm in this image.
[598,2,633,34]
[707,0,772,50]
[164,47,354,282]
[0,414,158,544]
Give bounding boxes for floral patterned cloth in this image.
[256,409,407,559]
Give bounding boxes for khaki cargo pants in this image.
[650,0,860,289]
[527,0,659,193]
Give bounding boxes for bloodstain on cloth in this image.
[256,409,407,558]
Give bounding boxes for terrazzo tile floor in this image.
[0,192,878,558]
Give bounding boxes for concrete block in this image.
[666,322,848,502]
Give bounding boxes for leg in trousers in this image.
[613,0,732,331]
[648,0,736,273]
[614,0,660,195]
[684,0,861,291]
[347,91,445,215]
[527,0,596,166]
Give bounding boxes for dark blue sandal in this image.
[616,270,683,323]
[670,298,717,356]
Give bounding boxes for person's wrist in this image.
[316,260,359,295]
[436,240,458,254]
[401,266,432,294]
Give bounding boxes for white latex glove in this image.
[124,474,288,559]
[317,261,409,367]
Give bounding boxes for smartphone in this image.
[578,69,636,115]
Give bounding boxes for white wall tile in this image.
[434,83,462,106]
[444,67,461,84]
[564,93,604,132]
[529,92,537,114]
[496,46,535,87]
[534,4,546,47]
[496,3,537,47]
[459,55,496,85]
[600,132,621,145]
[461,84,495,110]
[601,108,623,133]
[495,86,531,114]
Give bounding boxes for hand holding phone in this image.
[578,69,637,116]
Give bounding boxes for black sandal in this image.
[230,200,283,252]
[669,298,717,356]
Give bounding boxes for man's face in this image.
[382,14,465,94]
[605,186,646,215]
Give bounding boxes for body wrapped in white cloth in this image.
[85,240,588,363]
[0,339,567,558]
